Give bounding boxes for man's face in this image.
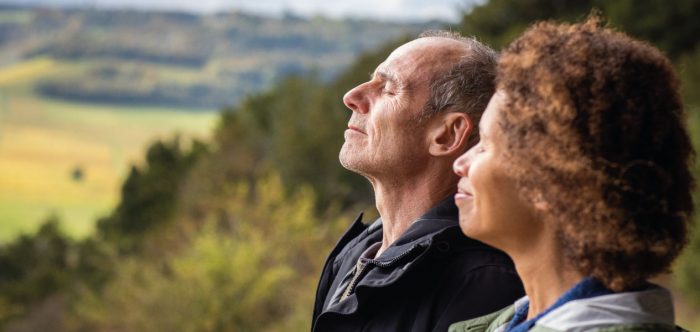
[339,38,448,178]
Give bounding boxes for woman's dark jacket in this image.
[311,197,525,332]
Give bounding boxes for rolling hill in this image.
[0,6,439,240]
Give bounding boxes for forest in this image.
[0,0,698,330]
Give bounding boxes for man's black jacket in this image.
[311,198,524,332]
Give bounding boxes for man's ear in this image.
[427,112,472,157]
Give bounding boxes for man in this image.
[311,31,524,332]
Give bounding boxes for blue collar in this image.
[506,277,613,332]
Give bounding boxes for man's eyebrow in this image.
[371,70,401,86]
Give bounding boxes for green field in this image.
[0,58,218,242]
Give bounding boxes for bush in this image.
[68,174,346,331]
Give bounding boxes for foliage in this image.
[459,0,595,50]
[0,216,116,330]
[96,137,208,253]
[0,217,71,324]
[214,75,362,208]
[676,107,700,306]
[601,0,700,59]
[459,0,700,61]
[69,174,345,332]
[0,216,108,327]
[677,221,700,305]
[678,47,700,106]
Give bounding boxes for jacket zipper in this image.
[341,244,424,299]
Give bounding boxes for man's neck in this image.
[370,168,457,256]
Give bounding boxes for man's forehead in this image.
[375,49,427,83]
[393,37,465,60]
[372,61,420,93]
[383,38,466,78]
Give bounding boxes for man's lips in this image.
[348,125,366,134]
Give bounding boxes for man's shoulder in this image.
[432,225,516,274]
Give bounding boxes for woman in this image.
[450,18,693,332]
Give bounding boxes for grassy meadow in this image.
[0,7,425,243]
[0,57,218,242]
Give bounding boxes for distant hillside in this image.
[0,6,439,109]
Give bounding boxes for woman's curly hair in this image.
[496,17,694,291]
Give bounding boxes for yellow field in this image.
[0,57,57,86]
[0,58,218,242]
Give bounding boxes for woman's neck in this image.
[510,236,584,320]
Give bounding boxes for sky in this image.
[0,0,483,22]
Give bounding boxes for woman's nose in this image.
[453,150,472,177]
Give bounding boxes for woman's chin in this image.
[458,213,495,247]
[457,210,478,237]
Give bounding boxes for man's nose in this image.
[343,83,369,114]
[453,149,472,177]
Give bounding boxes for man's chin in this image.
[339,154,371,176]
[339,157,362,173]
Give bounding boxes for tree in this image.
[69,174,347,331]
[0,216,74,326]
[96,137,208,252]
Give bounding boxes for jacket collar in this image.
[483,286,676,332]
[450,286,676,332]
[322,196,461,316]
[536,285,675,330]
[376,195,459,262]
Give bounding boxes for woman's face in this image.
[453,91,540,251]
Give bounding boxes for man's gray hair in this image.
[417,30,498,148]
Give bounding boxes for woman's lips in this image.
[455,192,473,201]
[455,183,474,201]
